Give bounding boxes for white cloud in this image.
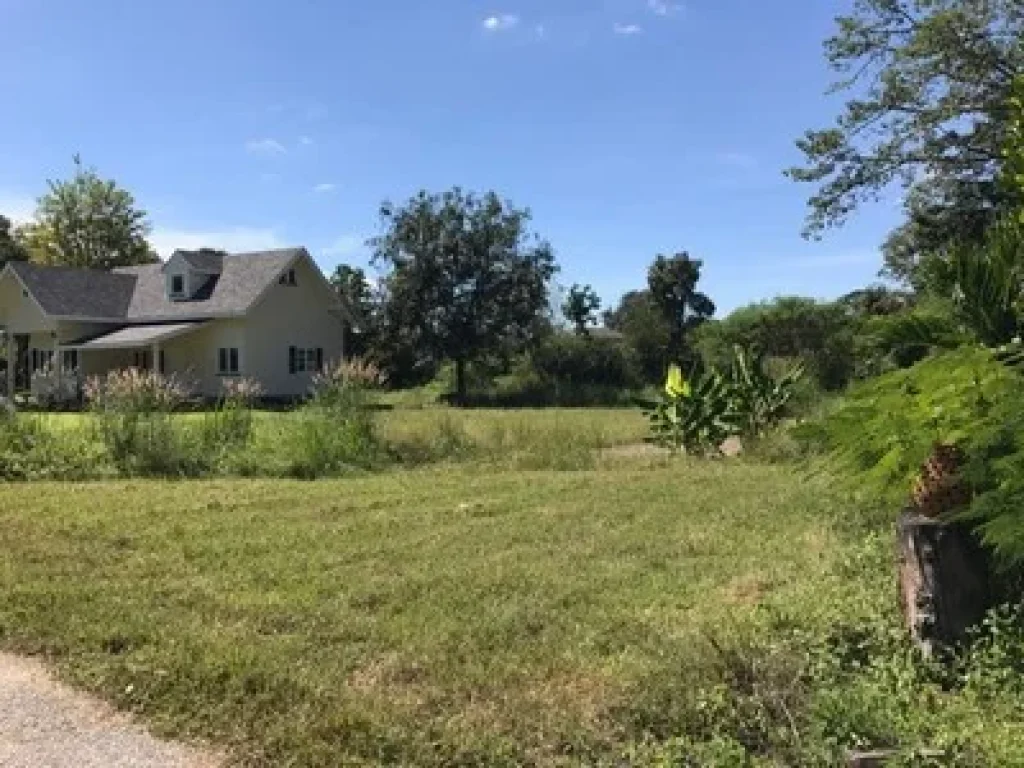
[313,183,337,193]
[299,136,314,147]
[534,23,547,39]
[648,0,684,16]
[483,13,520,32]
[245,138,287,155]
[149,226,286,259]
[320,234,365,260]
[0,193,36,225]
[613,23,643,35]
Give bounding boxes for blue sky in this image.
[0,0,900,314]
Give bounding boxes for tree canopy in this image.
[18,155,157,270]
[788,0,1024,284]
[562,283,601,335]
[371,188,557,401]
[0,214,27,270]
[647,252,715,364]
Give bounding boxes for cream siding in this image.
[244,257,345,397]
[0,272,55,333]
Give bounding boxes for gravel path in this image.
[0,653,220,768]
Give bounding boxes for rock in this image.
[720,436,743,457]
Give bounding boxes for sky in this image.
[0,0,902,314]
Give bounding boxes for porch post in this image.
[4,332,13,398]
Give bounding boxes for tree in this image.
[647,252,715,365]
[329,264,376,357]
[18,155,157,269]
[692,297,857,390]
[370,188,557,402]
[603,290,673,383]
[788,0,1024,284]
[562,283,601,335]
[0,214,27,270]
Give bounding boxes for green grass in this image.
[4,458,1023,765]
[0,462,849,765]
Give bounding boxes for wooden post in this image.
[898,510,992,655]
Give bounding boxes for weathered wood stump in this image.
[898,510,992,655]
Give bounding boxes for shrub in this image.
[244,358,382,479]
[200,377,263,454]
[0,411,109,480]
[84,368,201,476]
[530,333,640,391]
[796,346,1024,567]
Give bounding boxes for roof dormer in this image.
[162,249,225,301]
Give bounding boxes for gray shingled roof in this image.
[5,248,307,321]
[116,249,301,320]
[66,322,205,349]
[173,249,225,273]
[8,261,136,318]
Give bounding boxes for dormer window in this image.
[170,274,185,297]
[279,269,297,287]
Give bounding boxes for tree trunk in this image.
[897,510,992,656]
[454,358,467,406]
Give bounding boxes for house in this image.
[0,248,348,400]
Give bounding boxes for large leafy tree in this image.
[647,252,715,365]
[562,283,601,335]
[0,214,27,270]
[603,290,674,382]
[788,0,1024,285]
[371,188,557,402]
[19,155,157,269]
[329,264,376,357]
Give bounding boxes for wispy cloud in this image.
[313,183,337,193]
[648,0,684,16]
[299,136,314,147]
[613,23,643,35]
[150,226,286,259]
[482,13,520,32]
[245,138,287,155]
[534,23,547,39]
[0,193,36,225]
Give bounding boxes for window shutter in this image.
[218,348,227,373]
[159,350,165,374]
[315,348,323,372]
[289,346,297,374]
[230,348,239,373]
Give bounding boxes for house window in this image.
[62,350,79,372]
[170,274,185,296]
[288,346,323,374]
[279,268,297,287]
[30,348,54,373]
[133,350,152,371]
[218,347,240,376]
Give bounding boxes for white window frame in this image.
[170,274,186,297]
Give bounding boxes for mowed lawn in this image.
[0,461,864,766]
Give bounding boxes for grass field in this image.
[0,460,874,766]
[3,408,1024,765]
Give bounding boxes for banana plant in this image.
[645,364,740,454]
[727,346,805,438]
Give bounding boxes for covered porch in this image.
[3,322,206,401]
